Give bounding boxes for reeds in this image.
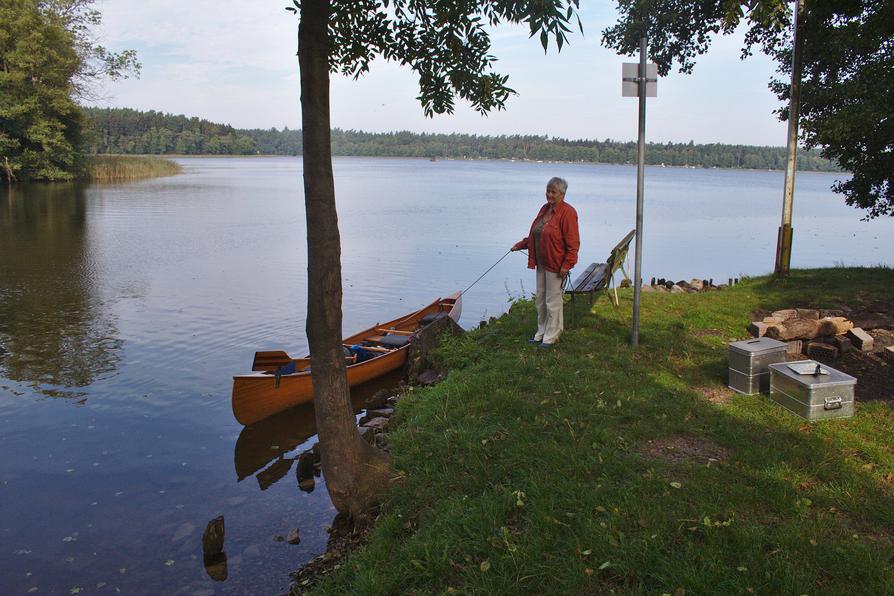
[85,155,182,182]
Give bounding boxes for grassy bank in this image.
[84,155,181,182]
[310,268,893,594]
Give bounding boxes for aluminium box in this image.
[768,360,856,422]
[728,337,787,395]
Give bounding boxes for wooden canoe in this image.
[231,293,461,425]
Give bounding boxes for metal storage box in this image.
[728,337,787,394]
[768,360,856,421]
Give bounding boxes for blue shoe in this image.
[527,338,542,344]
[539,342,555,349]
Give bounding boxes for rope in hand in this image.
[460,249,519,297]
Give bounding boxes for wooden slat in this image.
[375,328,414,335]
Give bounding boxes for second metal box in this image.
[768,360,856,421]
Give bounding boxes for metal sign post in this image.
[622,37,657,348]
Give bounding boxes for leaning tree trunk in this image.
[298,0,391,519]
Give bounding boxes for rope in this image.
[460,249,518,296]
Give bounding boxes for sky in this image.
[87,1,792,146]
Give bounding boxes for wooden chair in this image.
[565,229,636,325]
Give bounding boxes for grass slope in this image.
[311,268,894,595]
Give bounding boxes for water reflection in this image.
[233,372,403,492]
[0,185,122,396]
[202,516,228,582]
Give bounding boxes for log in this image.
[765,318,820,341]
[771,309,799,322]
[816,316,853,336]
[796,308,820,320]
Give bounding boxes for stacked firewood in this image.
[749,308,877,358]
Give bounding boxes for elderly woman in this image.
[511,177,580,347]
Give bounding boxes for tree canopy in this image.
[290,0,582,117]
[0,0,138,182]
[603,0,893,218]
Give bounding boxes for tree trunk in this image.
[298,0,391,519]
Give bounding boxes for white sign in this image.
[622,63,658,97]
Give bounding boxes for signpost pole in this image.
[631,35,647,348]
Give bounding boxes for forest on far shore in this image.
[84,107,839,172]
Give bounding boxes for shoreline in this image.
[142,153,844,175]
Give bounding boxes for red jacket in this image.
[513,201,580,273]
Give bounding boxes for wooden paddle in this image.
[252,350,292,372]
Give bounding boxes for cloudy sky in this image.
[88,1,792,146]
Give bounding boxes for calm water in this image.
[1,157,892,594]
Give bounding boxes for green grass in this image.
[84,154,181,182]
[309,268,894,595]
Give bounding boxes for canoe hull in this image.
[231,293,461,425]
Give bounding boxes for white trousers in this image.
[535,267,564,344]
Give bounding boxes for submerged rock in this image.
[287,528,301,545]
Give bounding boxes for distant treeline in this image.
[84,107,839,172]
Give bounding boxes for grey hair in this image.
[547,177,568,194]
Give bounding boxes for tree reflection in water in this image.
[233,371,402,492]
[0,185,122,397]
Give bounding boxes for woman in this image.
[511,177,580,347]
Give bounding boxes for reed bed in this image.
[85,155,181,182]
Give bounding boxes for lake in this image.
[1,156,892,594]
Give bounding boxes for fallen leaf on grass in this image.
[598,561,611,570]
[480,560,491,572]
[584,568,593,576]
[669,482,682,489]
